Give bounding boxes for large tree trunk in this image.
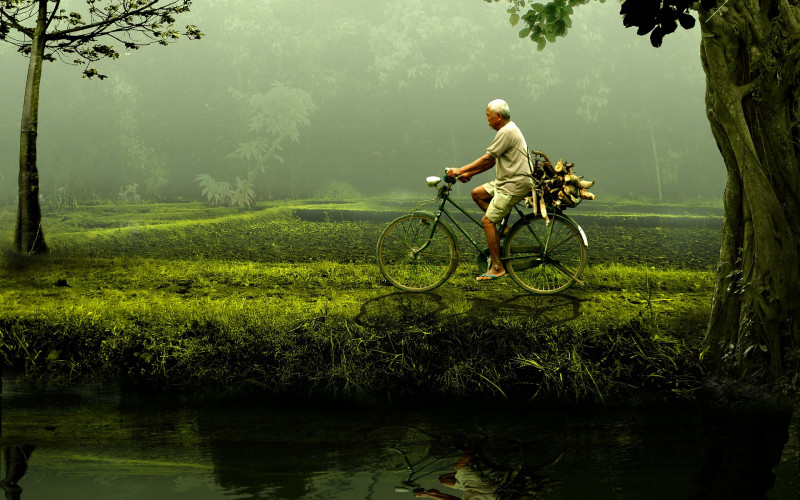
[14,0,48,255]
[699,0,800,384]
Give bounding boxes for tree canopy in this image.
[0,0,202,79]
[488,0,718,49]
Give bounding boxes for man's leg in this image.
[471,185,492,212]
[479,214,505,280]
[473,184,509,236]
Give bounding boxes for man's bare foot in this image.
[476,271,507,282]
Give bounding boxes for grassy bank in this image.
[0,200,716,401]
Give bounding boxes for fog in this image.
[0,0,724,206]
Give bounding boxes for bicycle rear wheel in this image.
[504,213,586,294]
[377,213,458,292]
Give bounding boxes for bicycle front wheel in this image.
[376,213,458,292]
[353,426,433,471]
[504,213,586,294]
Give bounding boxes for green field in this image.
[0,199,719,401]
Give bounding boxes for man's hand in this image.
[446,168,472,183]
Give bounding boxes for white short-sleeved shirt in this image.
[486,121,531,196]
[452,466,499,500]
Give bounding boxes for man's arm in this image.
[447,153,495,182]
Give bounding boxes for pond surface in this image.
[1,378,797,499]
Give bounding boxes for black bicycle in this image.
[376,165,588,294]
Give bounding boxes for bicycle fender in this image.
[407,209,439,219]
[577,224,588,247]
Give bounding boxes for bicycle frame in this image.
[410,176,586,265]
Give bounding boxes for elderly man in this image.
[446,99,531,282]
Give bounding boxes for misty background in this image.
[0,0,724,206]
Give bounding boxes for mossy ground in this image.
[0,199,717,402]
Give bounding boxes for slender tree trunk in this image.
[647,116,663,201]
[699,0,800,383]
[14,0,48,255]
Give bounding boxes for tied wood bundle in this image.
[524,150,596,224]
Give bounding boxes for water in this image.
[1,378,797,499]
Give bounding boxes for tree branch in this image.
[736,80,757,100]
[44,0,61,30]
[0,7,33,37]
[47,0,165,40]
[779,0,800,32]
[735,1,764,47]
[785,39,800,83]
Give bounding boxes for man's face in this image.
[486,107,504,130]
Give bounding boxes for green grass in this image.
[0,200,716,401]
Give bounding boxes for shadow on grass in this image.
[354,291,582,328]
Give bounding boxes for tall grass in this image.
[0,201,716,400]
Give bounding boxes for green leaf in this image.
[545,31,557,43]
[554,19,567,36]
[509,13,520,26]
[544,4,558,21]
[532,3,546,12]
[535,36,546,51]
[519,27,532,38]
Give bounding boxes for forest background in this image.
[0,0,724,208]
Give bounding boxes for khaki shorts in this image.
[483,181,526,223]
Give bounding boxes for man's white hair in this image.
[487,99,510,119]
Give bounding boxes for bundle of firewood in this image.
[524,150,595,222]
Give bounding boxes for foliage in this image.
[0,258,711,398]
[486,0,597,51]
[487,0,712,50]
[0,0,203,79]
[619,0,714,47]
[193,172,255,209]
[197,83,317,206]
[0,200,738,396]
[368,0,488,91]
[230,176,255,209]
[314,181,362,201]
[46,186,78,214]
[195,174,231,207]
[112,76,170,198]
[117,183,141,203]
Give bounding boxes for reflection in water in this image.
[413,434,558,500]
[0,445,35,500]
[0,377,797,499]
[354,426,559,499]
[692,398,794,499]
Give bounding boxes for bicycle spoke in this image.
[504,213,586,294]
[377,214,458,291]
[545,232,573,254]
